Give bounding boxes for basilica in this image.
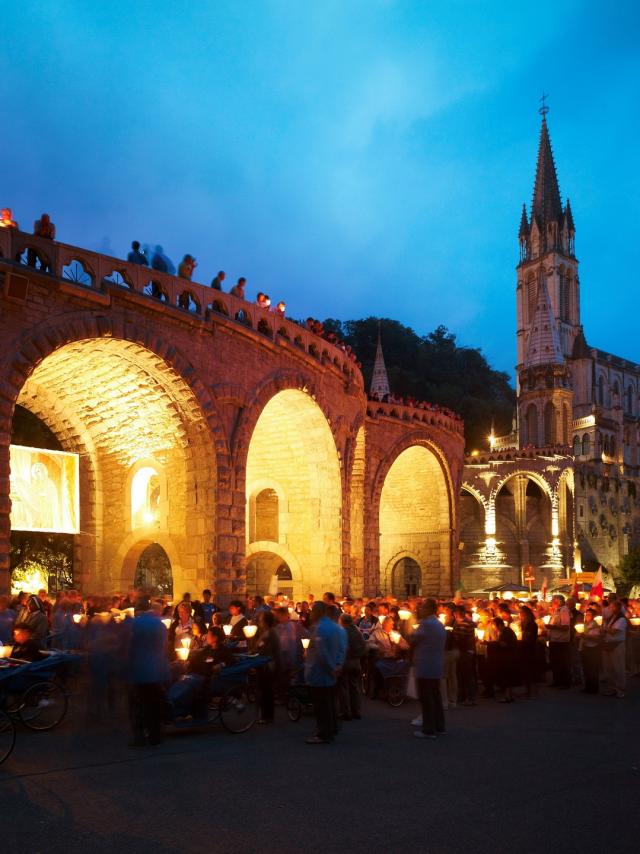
[459,112,640,591]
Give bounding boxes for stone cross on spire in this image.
[370,323,390,399]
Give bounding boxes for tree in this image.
[614,547,640,597]
[324,316,515,451]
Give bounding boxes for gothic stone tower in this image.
[516,115,578,449]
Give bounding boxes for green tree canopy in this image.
[324,317,515,452]
[614,547,640,598]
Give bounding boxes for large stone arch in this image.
[245,540,304,599]
[243,386,343,596]
[0,312,228,595]
[373,433,455,596]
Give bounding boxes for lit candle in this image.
[180,637,191,649]
[438,614,446,625]
[398,609,412,621]
[223,624,232,636]
[472,612,480,623]
[125,607,135,618]
[630,617,640,627]
[72,613,82,624]
[176,647,189,661]
[0,645,13,659]
[542,615,551,625]
[475,628,485,641]
[301,638,310,649]
[161,618,171,629]
[389,630,401,644]
[574,623,585,634]
[594,616,603,626]
[243,624,258,638]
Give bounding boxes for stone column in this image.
[514,475,528,577]
[0,432,9,595]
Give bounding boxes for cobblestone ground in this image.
[1,676,639,854]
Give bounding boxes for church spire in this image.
[370,324,390,400]
[525,277,564,368]
[531,114,563,233]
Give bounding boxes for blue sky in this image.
[3,0,639,377]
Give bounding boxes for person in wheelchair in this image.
[10,622,46,662]
[368,616,409,698]
[168,627,237,720]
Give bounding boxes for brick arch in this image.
[492,470,553,502]
[0,312,230,594]
[230,369,342,481]
[0,311,230,471]
[372,431,457,596]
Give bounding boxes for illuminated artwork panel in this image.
[9,444,80,534]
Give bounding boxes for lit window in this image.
[131,466,161,529]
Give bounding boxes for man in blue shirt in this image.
[410,598,446,739]
[127,596,170,747]
[304,602,344,744]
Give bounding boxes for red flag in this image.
[591,567,603,601]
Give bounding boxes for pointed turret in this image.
[563,198,575,232]
[370,326,391,400]
[525,278,564,367]
[531,116,563,231]
[518,204,530,238]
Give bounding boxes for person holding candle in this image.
[518,605,539,699]
[228,600,249,640]
[10,622,45,662]
[548,595,572,688]
[304,601,343,744]
[601,600,627,698]
[581,608,602,694]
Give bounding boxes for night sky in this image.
[3,1,639,378]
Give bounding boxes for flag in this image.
[591,567,603,600]
[541,576,548,601]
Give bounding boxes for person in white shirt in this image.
[601,600,627,698]
[548,595,571,688]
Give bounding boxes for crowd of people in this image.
[1,585,638,745]
[369,390,463,423]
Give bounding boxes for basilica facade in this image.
[460,114,640,592]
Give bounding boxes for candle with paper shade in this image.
[72,613,82,624]
[438,614,446,625]
[398,609,412,621]
[389,630,401,644]
[630,617,640,627]
[243,625,258,639]
[0,645,13,659]
[301,638,310,650]
[475,628,485,641]
[542,615,551,625]
[180,637,191,649]
[223,624,232,637]
[594,616,603,626]
[176,647,189,662]
[574,623,585,634]
[161,618,171,629]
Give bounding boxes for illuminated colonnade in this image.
[379,445,451,596]
[14,339,216,594]
[245,389,342,599]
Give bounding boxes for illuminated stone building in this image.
[461,113,640,591]
[0,229,464,600]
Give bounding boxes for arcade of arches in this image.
[459,467,574,591]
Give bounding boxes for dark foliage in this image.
[323,317,515,452]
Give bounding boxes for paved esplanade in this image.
[1,686,638,853]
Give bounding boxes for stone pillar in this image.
[513,475,528,576]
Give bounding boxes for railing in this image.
[0,228,362,387]
[366,398,464,437]
[465,444,571,463]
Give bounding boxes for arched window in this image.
[610,437,616,458]
[612,381,620,407]
[626,386,634,415]
[598,375,605,406]
[250,488,279,542]
[544,401,555,445]
[525,403,538,447]
[582,434,590,457]
[573,435,581,456]
[527,274,537,324]
[131,466,161,529]
[603,435,610,456]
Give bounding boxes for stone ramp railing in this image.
[0,228,362,387]
[366,399,464,437]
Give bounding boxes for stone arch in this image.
[117,533,182,594]
[245,540,304,600]
[374,434,454,596]
[492,470,553,502]
[381,549,425,598]
[0,313,229,595]
[244,387,343,596]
